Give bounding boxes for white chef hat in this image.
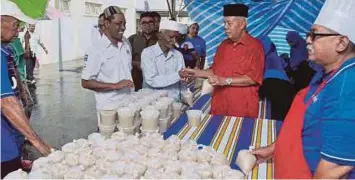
[314,0,355,43]
[159,20,180,32]
[1,0,36,24]
[177,23,188,34]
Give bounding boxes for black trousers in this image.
[1,156,22,179]
[26,54,36,81]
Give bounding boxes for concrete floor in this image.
[28,60,97,159]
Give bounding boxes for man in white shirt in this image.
[81,6,134,111]
[20,24,48,84]
[141,20,194,100]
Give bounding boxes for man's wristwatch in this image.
[225,77,233,86]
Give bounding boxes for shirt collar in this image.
[311,57,355,84]
[101,34,124,49]
[139,32,158,40]
[152,43,174,59]
[226,33,252,46]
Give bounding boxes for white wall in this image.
[36,0,190,64]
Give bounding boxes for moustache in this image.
[307,44,314,54]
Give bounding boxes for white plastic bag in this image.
[200,79,214,96]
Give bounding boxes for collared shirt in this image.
[141,43,185,100]
[211,33,264,118]
[1,46,23,162]
[81,34,133,110]
[128,32,159,91]
[303,58,355,178]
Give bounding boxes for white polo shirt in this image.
[81,34,133,110]
[141,43,186,100]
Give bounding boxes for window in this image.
[85,2,102,16]
[60,0,70,13]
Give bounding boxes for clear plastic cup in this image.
[186,110,202,127]
[99,124,116,138]
[117,107,134,128]
[117,124,136,135]
[172,102,182,119]
[99,110,117,126]
[159,115,172,133]
[140,109,160,130]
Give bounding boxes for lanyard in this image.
[306,69,339,107]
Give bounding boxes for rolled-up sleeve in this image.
[81,48,102,80]
[141,48,181,88]
[320,77,355,166]
[246,44,264,85]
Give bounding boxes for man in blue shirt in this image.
[1,1,51,178]
[252,0,355,178]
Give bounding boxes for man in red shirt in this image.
[185,4,264,118]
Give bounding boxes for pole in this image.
[58,17,63,71]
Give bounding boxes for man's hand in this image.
[208,75,226,86]
[20,90,29,107]
[44,48,48,54]
[114,80,134,90]
[24,31,31,41]
[179,69,195,80]
[32,139,52,156]
[251,144,275,164]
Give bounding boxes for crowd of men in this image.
[82,8,207,110]
[1,0,354,178]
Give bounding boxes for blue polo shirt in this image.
[303,58,355,178]
[1,47,23,162]
[186,35,206,57]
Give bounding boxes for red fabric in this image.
[211,33,264,118]
[274,87,312,179]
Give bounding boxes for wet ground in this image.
[27,60,97,160]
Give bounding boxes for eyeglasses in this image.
[306,31,341,42]
[98,24,104,28]
[141,21,154,26]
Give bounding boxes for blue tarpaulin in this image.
[184,0,324,65]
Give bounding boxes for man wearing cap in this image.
[185,4,264,118]
[81,6,134,112]
[1,0,52,178]
[128,12,158,91]
[141,20,193,99]
[252,0,355,178]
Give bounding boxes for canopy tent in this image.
[183,0,324,65]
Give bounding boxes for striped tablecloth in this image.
[165,94,282,179]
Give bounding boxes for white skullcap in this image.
[159,20,180,32]
[1,0,36,24]
[314,0,355,43]
[177,23,187,34]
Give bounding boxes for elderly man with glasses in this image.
[128,12,159,91]
[252,0,355,179]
